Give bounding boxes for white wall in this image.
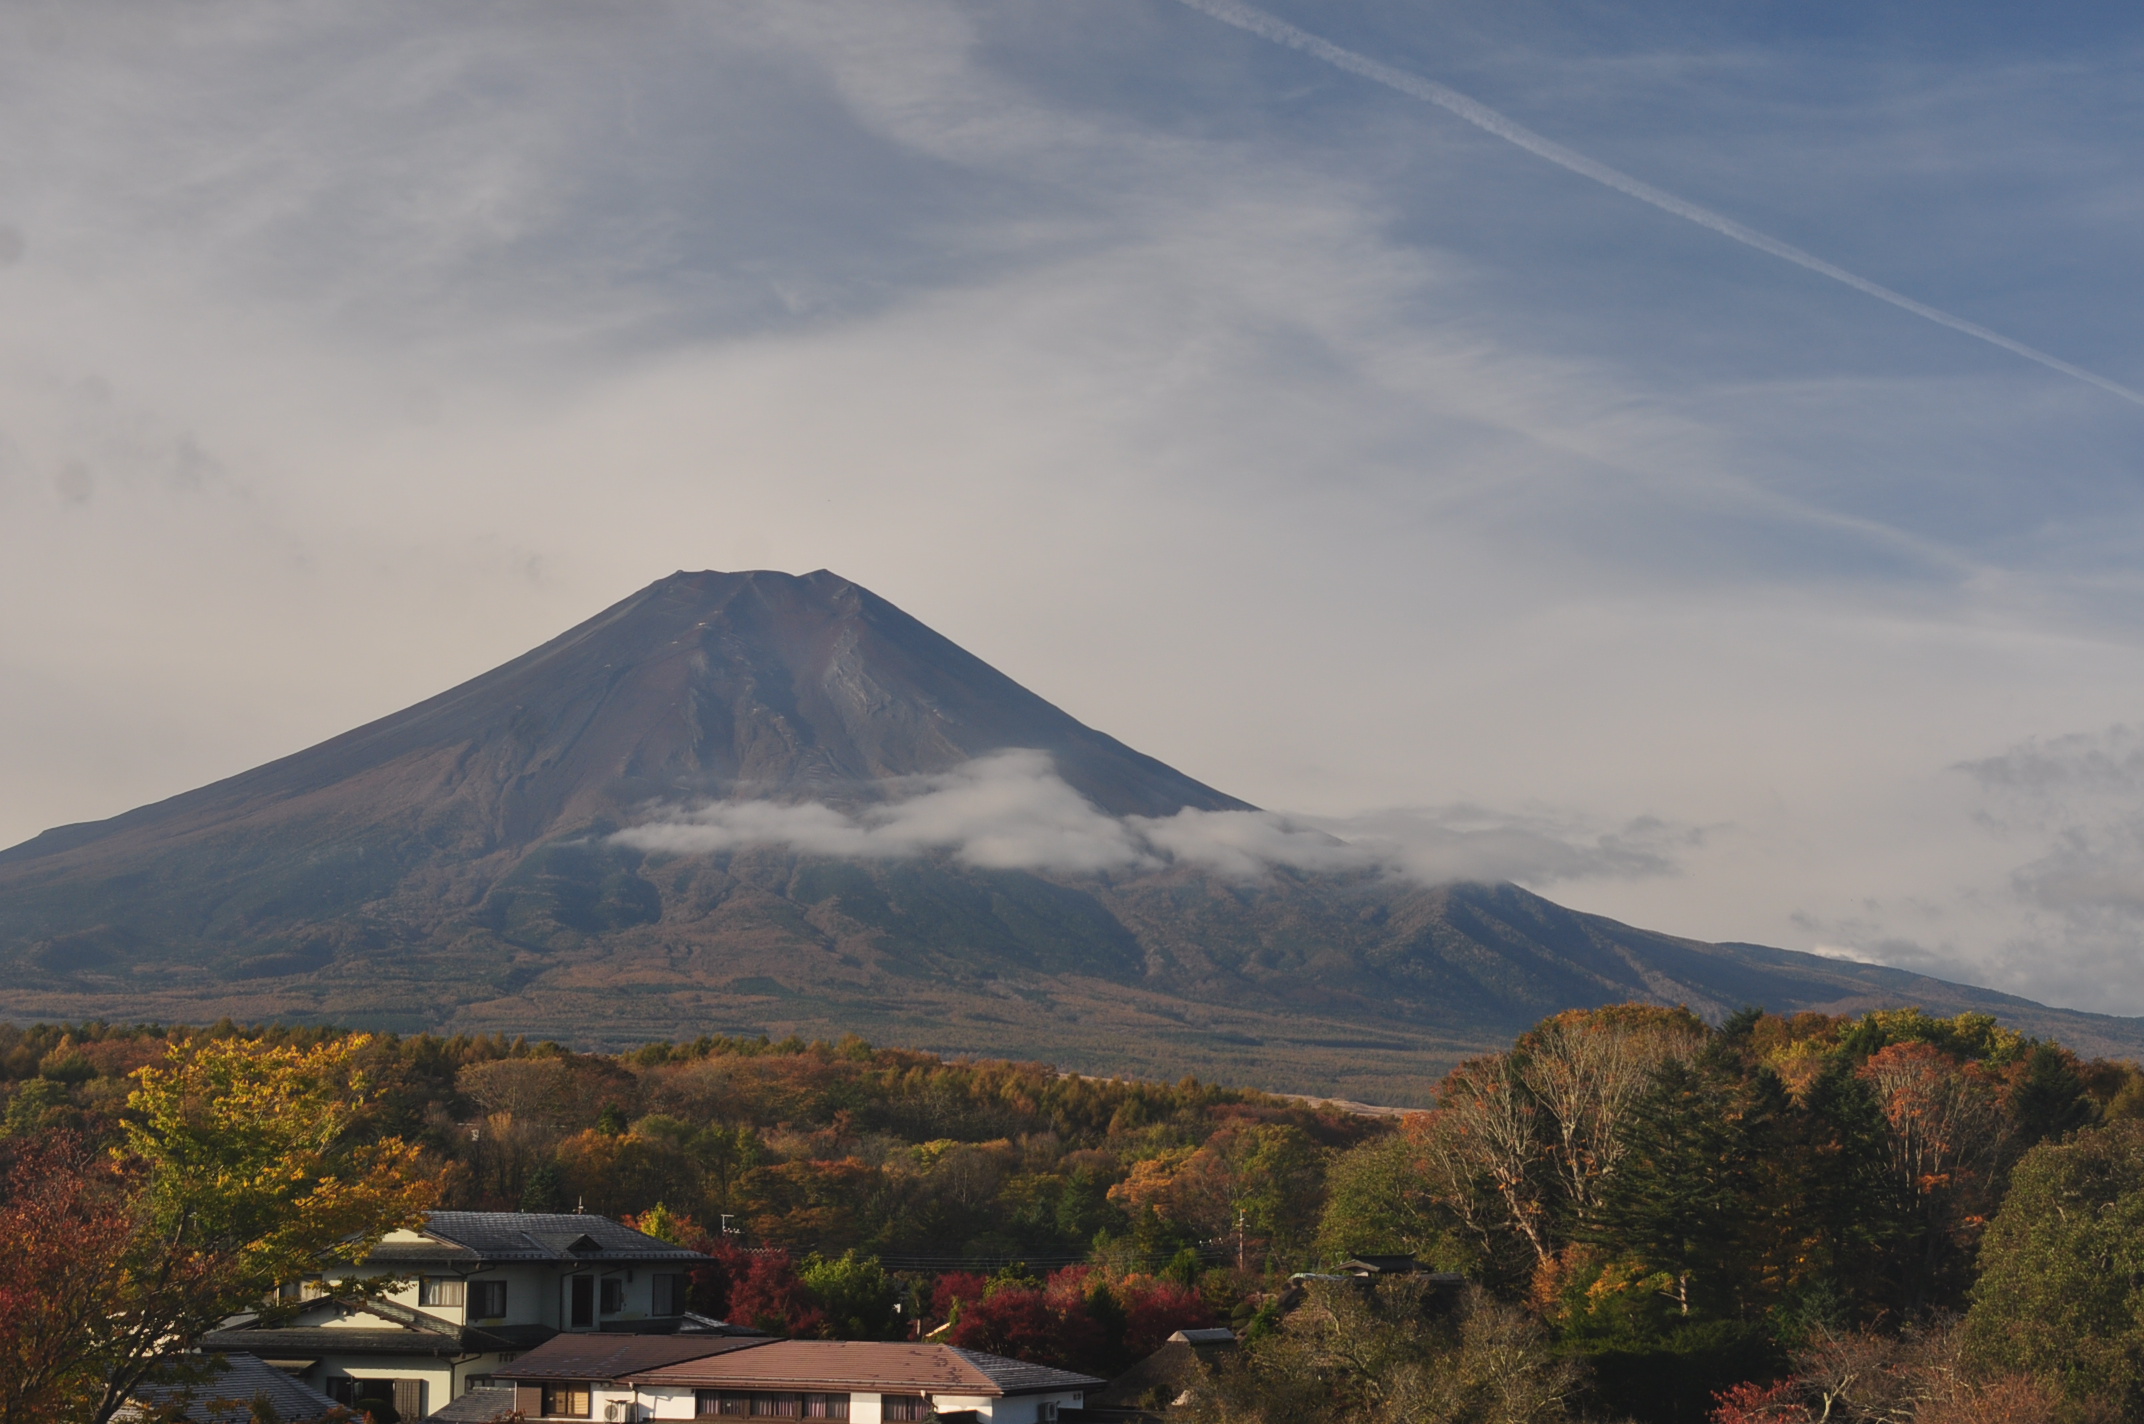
[610,1385,1084,1423]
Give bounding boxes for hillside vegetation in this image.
[6,1003,2144,1421]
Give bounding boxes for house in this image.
[203,1211,723,1421]
[1287,1256,1465,1291]
[117,1352,344,1423]
[1080,1327,1236,1418]
[496,1333,1105,1422]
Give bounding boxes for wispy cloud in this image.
[615,751,1155,875]
[1960,725,2144,932]
[1303,805,1701,886]
[1174,0,2144,407]
[615,750,1696,888]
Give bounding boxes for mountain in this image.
[4,568,2140,1102]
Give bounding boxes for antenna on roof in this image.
[575,1197,584,1214]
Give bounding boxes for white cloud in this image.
[614,750,1697,889]
[615,751,1153,875]
[1303,805,1699,886]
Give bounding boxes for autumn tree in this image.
[1709,1322,2059,1424]
[1185,1277,1579,1424]
[1380,1007,1706,1294]
[1858,1042,2010,1309]
[1416,1052,1555,1278]
[0,1135,144,1424]
[1513,1006,1706,1234]
[0,1034,435,1424]
[1106,1123,1326,1265]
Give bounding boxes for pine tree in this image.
[1591,1055,1770,1319]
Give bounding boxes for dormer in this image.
[531,1231,604,1256]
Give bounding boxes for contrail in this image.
[1176,0,2144,408]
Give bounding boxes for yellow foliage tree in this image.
[67,1033,433,1424]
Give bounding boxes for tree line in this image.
[3,1004,2144,1421]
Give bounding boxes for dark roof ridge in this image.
[328,1293,462,1338]
[388,1210,706,1263]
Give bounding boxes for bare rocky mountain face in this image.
[4,569,2138,1101]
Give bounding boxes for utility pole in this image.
[1236,1210,1247,1272]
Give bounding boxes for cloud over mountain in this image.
[616,748,1698,887]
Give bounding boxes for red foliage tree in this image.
[930,1272,990,1322]
[948,1282,1105,1372]
[948,1287,1064,1363]
[1710,1380,1812,1424]
[719,1244,826,1338]
[1116,1277,1218,1359]
[0,1134,144,1424]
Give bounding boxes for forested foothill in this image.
[3,1003,2143,1423]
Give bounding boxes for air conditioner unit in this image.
[603,1404,625,1422]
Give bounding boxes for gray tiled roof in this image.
[950,1347,1108,1394]
[424,1386,519,1422]
[198,1323,554,1357]
[372,1211,706,1265]
[120,1354,342,1423]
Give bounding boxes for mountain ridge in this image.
[3,568,2139,1101]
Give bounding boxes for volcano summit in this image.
[4,570,2140,1100]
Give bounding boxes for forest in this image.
[3,1001,2142,1423]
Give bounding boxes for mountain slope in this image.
[3,569,2138,1101]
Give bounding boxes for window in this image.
[326,1379,425,1419]
[693,1394,842,1419]
[420,1277,466,1308]
[541,1383,593,1418]
[600,1277,626,1314]
[569,1275,595,1328]
[881,1397,934,1422]
[469,1279,508,1320]
[652,1272,687,1315]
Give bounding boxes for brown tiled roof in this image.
[632,1341,1104,1396]
[496,1335,772,1381]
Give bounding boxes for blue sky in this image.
[4,0,2144,1009]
